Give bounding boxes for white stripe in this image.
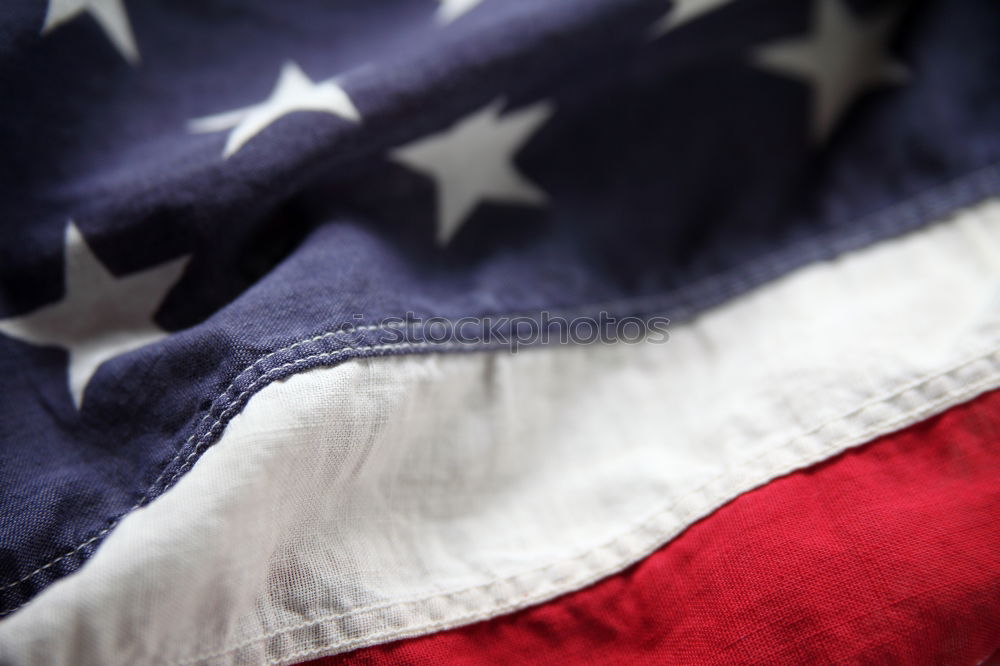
[4,199,1000,666]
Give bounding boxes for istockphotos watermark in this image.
[344,311,670,353]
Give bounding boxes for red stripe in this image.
[306,389,1000,665]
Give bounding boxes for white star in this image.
[649,0,734,37]
[436,0,483,24]
[42,0,139,64]
[188,61,361,159]
[754,0,908,142]
[393,100,552,245]
[0,222,188,409]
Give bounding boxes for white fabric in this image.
[4,199,1000,666]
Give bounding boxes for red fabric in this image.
[314,390,1000,665]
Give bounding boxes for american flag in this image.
[1,0,999,664]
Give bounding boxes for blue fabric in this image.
[1,0,999,615]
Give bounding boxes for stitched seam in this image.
[157,341,467,487]
[173,346,1000,664]
[3,168,999,601]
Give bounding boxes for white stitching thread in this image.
[172,346,1000,665]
